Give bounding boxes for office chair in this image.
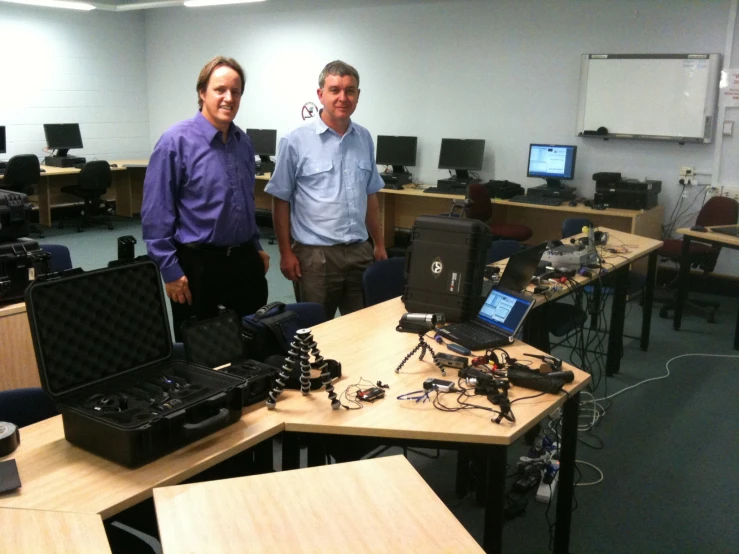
[466,182,533,242]
[486,239,522,264]
[657,196,739,322]
[0,387,58,428]
[362,257,406,306]
[60,161,114,232]
[2,154,45,238]
[40,244,73,274]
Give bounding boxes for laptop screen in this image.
[497,242,548,293]
[477,288,533,335]
[711,225,739,237]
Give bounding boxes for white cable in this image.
[575,460,604,486]
[594,353,739,402]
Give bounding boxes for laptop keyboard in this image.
[445,321,500,344]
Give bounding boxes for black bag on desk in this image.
[403,215,490,322]
[24,260,245,468]
[0,189,33,240]
[0,238,47,305]
[240,302,300,361]
[181,309,278,407]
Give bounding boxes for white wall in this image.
[0,4,151,161]
[143,0,739,268]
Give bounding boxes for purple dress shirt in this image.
[141,112,262,283]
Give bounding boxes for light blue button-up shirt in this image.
[265,116,384,246]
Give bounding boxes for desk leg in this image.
[482,445,506,554]
[38,177,52,227]
[640,252,657,351]
[306,434,327,467]
[674,236,692,331]
[524,303,551,353]
[734,301,739,350]
[606,266,628,376]
[282,432,300,471]
[553,392,579,554]
[253,439,274,473]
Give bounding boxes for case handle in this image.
[182,408,230,439]
[253,301,286,322]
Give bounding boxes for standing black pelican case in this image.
[24,259,245,467]
[403,215,490,322]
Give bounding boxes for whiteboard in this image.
[576,54,721,143]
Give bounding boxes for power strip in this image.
[535,471,559,503]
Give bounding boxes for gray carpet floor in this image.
[37,219,739,553]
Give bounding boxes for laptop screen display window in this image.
[477,289,532,335]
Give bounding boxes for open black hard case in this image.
[181,310,277,407]
[403,215,490,322]
[24,260,245,467]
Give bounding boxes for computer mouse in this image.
[690,224,707,232]
[40,168,46,172]
[109,163,118,168]
[568,200,578,207]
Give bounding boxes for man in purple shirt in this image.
[142,56,269,340]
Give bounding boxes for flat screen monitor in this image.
[0,126,5,155]
[438,138,485,180]
[43,123,83,157]
[376,135,417,173]
[246,129,277,164]
[527,144,577,188]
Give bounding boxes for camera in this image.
[396,312,446,333]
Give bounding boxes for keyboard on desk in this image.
[508,195,563,206]
[423,187,466,195]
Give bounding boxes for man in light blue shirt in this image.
[266,60,387,319]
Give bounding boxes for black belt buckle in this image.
[226,246,236,257]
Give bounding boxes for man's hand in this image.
[165,276,192,305]
[280,250,302,281]
[374,244,388,261]
[258,250,270,274]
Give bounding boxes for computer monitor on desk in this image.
[437,138,484,192]
[43,123,86,167]
[376,135,417,189]
[246,129,276,174]
[526,143,577,199]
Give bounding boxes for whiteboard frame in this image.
[576,54,721,144]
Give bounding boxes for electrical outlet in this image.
[679,166,695,177]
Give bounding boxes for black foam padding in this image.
[181,310,244,368]
[26,261,172,396]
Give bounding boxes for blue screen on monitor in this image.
[527,144,577,180]
[477,289,532,334]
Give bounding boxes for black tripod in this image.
[395,333,447,376]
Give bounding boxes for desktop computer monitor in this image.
[0,126,6,155]
[246,129,277,166]
[44,123,84,158]
[438,138,485,180]
[527,144,577,188]
[376,135,417,175]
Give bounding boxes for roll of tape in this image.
[0,422,20,457]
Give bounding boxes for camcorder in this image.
[396,312,446,334]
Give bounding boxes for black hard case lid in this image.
[25,259,175,400]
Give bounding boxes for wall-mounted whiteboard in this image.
[576,54,721,143]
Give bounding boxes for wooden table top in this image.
[0,406,284,518]
[154,455,483,554]
[677,225,739,247]
[0,508,111,554]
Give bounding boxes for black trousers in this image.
[170,242,268,341]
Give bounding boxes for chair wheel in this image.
[58,222,65,229]
[659,308,669,319]
[707,314,716,323]
[77,226,83,233]
[107,224,114,230]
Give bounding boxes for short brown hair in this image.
[196,56,246,110]
[318,60,360,89]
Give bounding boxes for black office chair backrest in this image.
[3,154,41,194]
[78,160,112,193]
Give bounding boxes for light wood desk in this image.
[0,160,149,226]
[0,302,40,391]
[154,455,484,554]
[377,186,664,249]
[674,225,739,349]
[0,508,111,554]
[0,296,590,553]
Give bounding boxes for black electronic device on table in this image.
[24,260,245,467]
[711,224,739,237]
[0,125,6,167]
[43,123,86,167]
[497,242,548,294]
[525,144,577,200]
[438,137,485,184]
[508,194,563,206]
[246,128,277,174]
[376,135,417,189]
